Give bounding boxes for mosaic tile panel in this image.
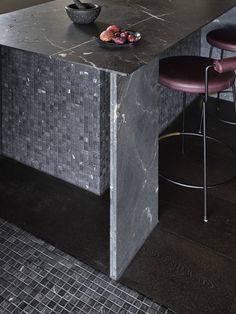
[0,47,109,195]
[0,218,175,314]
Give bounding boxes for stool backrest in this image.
[213,57,236,73]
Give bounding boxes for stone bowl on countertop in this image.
[65,3,101,24]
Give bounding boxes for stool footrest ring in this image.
[159,132,236,189]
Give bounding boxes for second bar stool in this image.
[207,28,236,124]
[207,28,236,59]
[159,56,236,223]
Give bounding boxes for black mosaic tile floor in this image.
[0,218,174,314]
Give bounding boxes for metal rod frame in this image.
[182,92,186,154]
[160,61,236,223]
[209,46,236,125]
[159,131,236,189]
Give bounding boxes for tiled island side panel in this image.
[0,47,109,195]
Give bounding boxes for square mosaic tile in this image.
[0,218,175,314]
[1,47,110,195]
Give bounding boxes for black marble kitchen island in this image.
[0,0,236,289]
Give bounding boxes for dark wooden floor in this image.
[121,98,236,314]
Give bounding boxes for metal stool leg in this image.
[203,65,213,223]
[182,92,186,154]
[209,46,213,58]
[214,79,236,126]
[232,83,236,115]
[216,50,224,102]
[199,101,203,134]
[202,99,208,223]
[220,49,224,60]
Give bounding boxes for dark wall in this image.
[0,0,53,14]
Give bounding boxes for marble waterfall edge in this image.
[110,57,160,280]
[110,30,201,279]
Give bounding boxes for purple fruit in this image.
[127,34,136,43]
[120,32,128,39]
[112,36,126,44]
[107,25,120,33]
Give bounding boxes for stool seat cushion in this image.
[159,56,235,94]
[207,28,236,52]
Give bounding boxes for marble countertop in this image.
[0,0,236,75]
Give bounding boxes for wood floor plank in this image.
[121,98,236,314]
[121,227,236,314]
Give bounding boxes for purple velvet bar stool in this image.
[207,28,236,59]
[207,28,236,124]
[159,55,236,223]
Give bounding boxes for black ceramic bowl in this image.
[65,3,101,24]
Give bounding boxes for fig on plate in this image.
[112,36,126,45]
[114,32,121,37]
[100,30,113,42]
[107,25,120,33]
[127,34,136,43]
[120,31,128,39]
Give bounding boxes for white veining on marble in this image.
[76,55,97,69]
[110,72,118,279]
[43,34,66,50]
[49,39,94,58]
[136,100,154,115]
[144,207,153,223]
[136,4,152,11]
[133,54,147,65]
[113,103,121,124]
[58,53,67,58]
[142,10,176,23]
[142,10,167,22]
[126,16,153,28]
[121,114,127,124]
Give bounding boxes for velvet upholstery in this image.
[159,56,235,94]
[207,28,236,52]
[214,57,236,73]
